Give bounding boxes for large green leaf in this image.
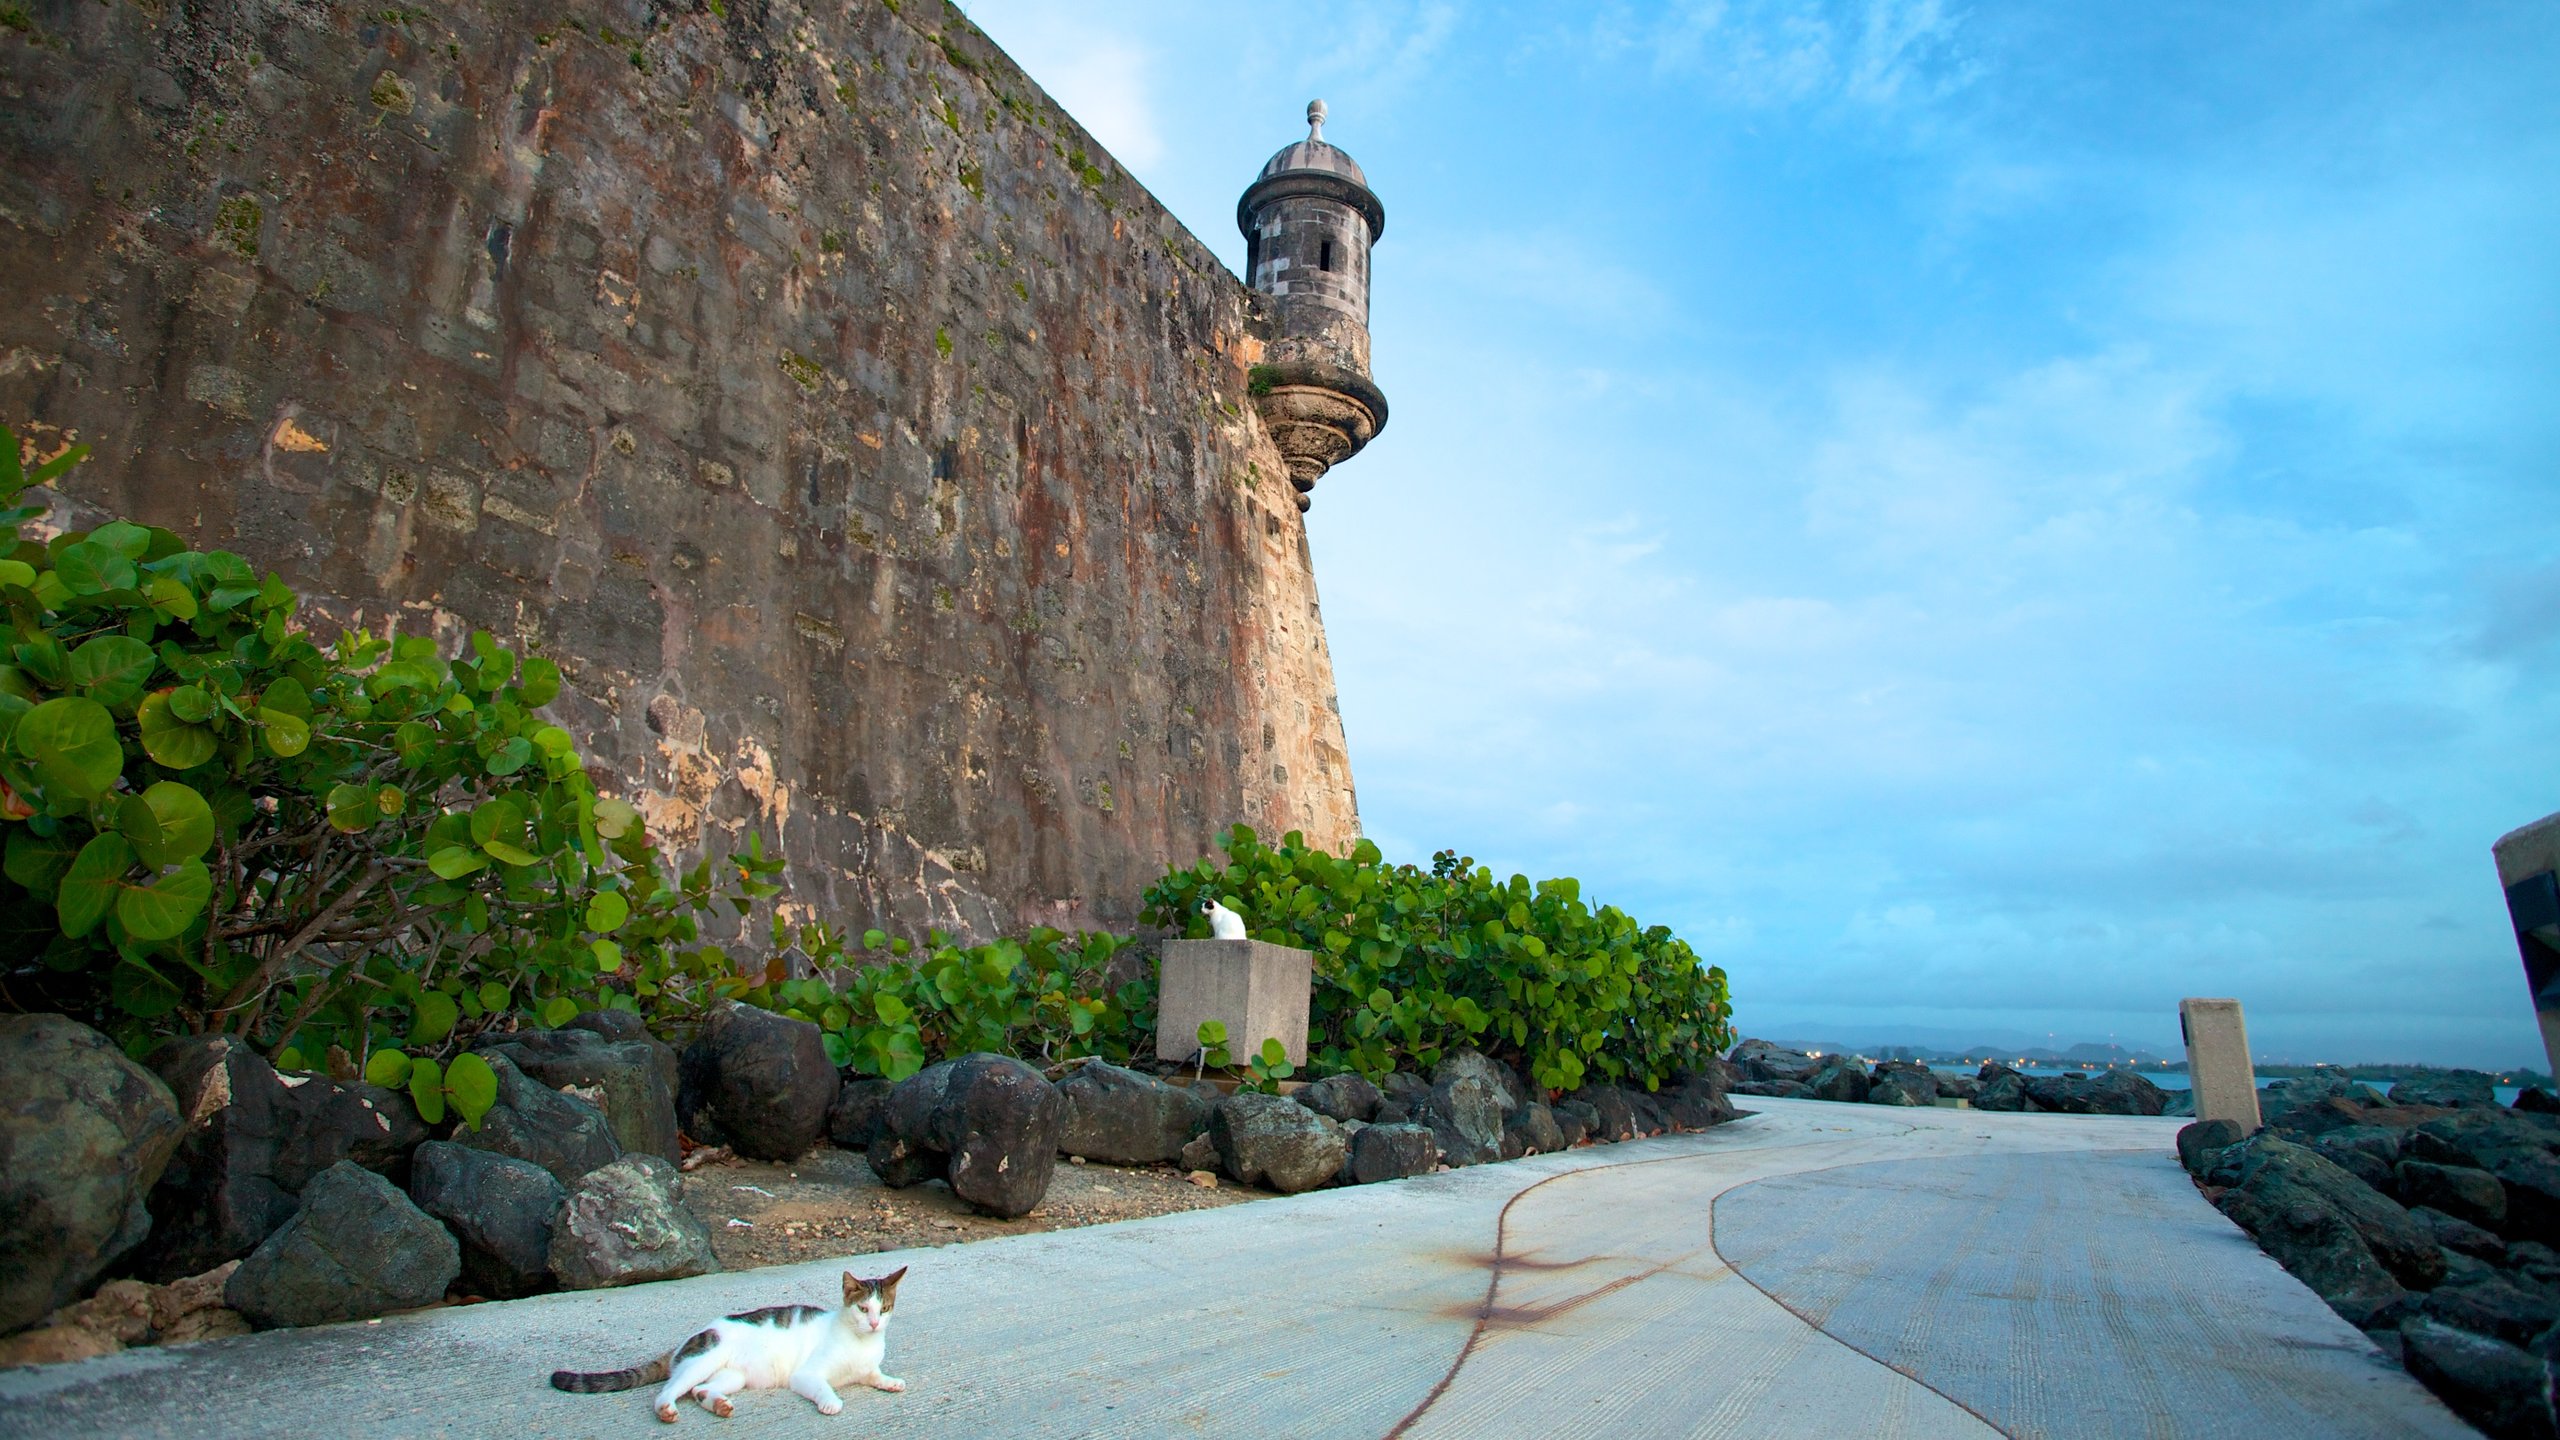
[117,858,211,940]
[427,845,486,880]
[584,890,629,932]
[53,541,137,595]
[444,1052,498,1130]
[87,521,151,560]
[4,827,80,898]
[120,781,215,866]
[110,958,182,1019]
[468,797,523,848]
[592,795,639,840]
[257,709,309,757]
[517,656,561,707]
[15,696,122,798]
[56,832,134,937]
[325,782,380,833]
[68,635,155,708]
[406,990,459,1045]
[407,1056,447,1125]
[167,685,217,724]
[364,1049,414,1088]
[135,691,217,770]
[259,676,311,718]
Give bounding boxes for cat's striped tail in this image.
[549,1356,672,1393]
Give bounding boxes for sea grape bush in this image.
[1143,825,1733,1093]
[0,431,1733,1116]
[735,921,1154,1082]
[0,428,757,1122]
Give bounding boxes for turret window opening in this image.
[1320,239,1335,273]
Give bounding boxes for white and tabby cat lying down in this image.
[551,1268,908,1422]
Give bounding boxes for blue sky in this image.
[958,1,2560,1067]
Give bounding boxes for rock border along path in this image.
[0,1099,2473,1439]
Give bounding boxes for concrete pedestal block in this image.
[2179,998,2261,1131]
[1156,940,1313,1068]
[2493,811,2560,1079]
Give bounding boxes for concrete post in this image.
[2493,811,2560,1079]
[1156,939,1314,1068]
[2179,998,2261,1131]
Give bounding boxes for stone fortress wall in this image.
[0,0,1360,938]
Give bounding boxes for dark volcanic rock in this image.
[408,1141,563,1300]
[1936,1073,1981,1103]
[1351,1123,1438,1184]
[1420,1070,1512,1167]
[0,1014,184,1333]
[1973,1064,2029,1112]
[1178,1130,1220,1174]
[477,1026,680,1162]
[1661,1067,1738,1130]
[2261,1074,2392,1137]
[130,1038,432,1283]
[2219,1182,2411,1329]
[128,1035,302,1283]
[870,1054,1063,1218]
[1733,1079,1815,1099]
[1294,1073,1383,1124]
[2023,1070,2166,1117]
[2414,1205,2509,1264]
[2408,1113,2560,1248]
[2309,1126,2408,1194]
[2423,1275,2560,1348]
[1380,1071,1433,1114]
[1563,1085,1642,1144]
[1213,1092,1347,1194]
[1865,1061,1938,1108]
[682,1003,839,1162]
[2401,1159,2510,1230]
[270,1073,430,1191]
[225,1162,458,1328]
[2177,1119,2247,1177]
[1500,1102,1567,1159]
[1055,1061,1211,1165]
[2516,1088,2560,1116]
[2399,1318,2560,1440]
[1432,1051,1526,1113]
[2391,1071,2502,1109]
[825,1077,894,1151]
[452,1053,621,1186]
[547,1155,718,1290]
[564,1009,656,1046]
[1551,1100,1595,1147]
[1729,1039,1821,1086]
[2217,1135,2442,1307]
[2510,1241,2560,1291]
[1806,1058,1871,1105]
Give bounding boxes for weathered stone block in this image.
[2180,997,2262,1130]
[1156,939,1314,1068]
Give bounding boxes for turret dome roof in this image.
[1257,136,1369,188]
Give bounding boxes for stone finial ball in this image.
[1307,98,1328,136]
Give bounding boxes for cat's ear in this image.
[877,1266,908,1295]
[843,1271,862,1303]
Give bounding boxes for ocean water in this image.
[1925,1064,2525,1107]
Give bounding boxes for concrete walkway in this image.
[0,1098,2476,1439]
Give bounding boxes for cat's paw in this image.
[816,1399,843,1416]
[708,1397,735,1419]
[875,1376,906,1393]
[654,1403,680,1424]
